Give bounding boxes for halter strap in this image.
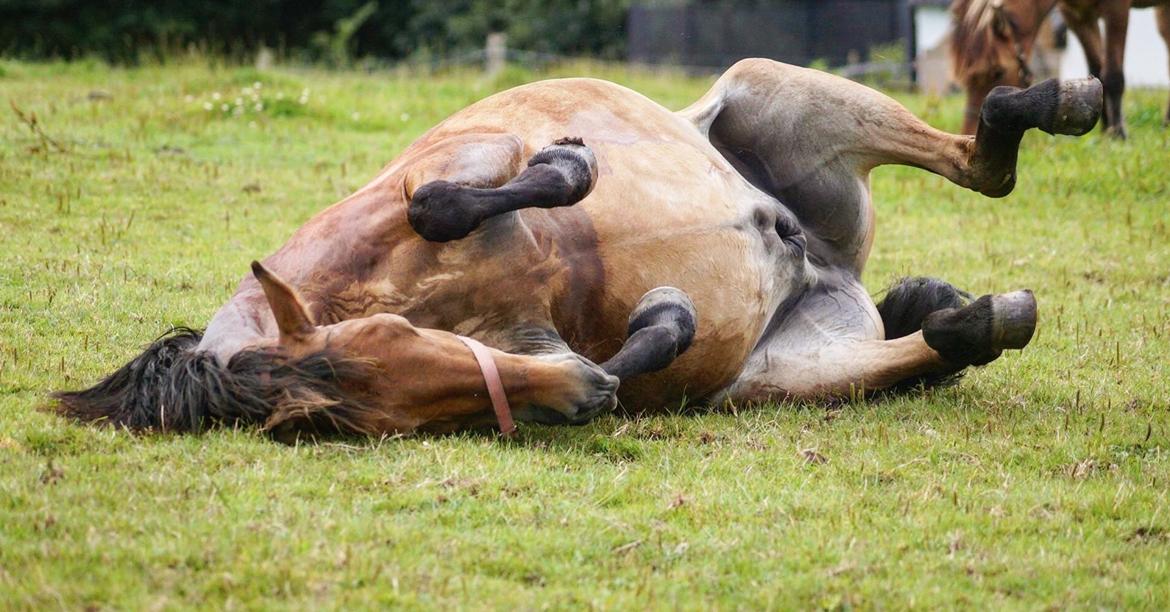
[456,335,516,436]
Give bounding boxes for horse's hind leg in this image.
[719,278,1037,403]
[684,59,1101,274]
[407,137,597,242]
[688,58,1101,203]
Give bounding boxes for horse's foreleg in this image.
[599,287,697,381]
[407,138,597,242]
[1099,2,1132,138]
[1157,6,1170,125]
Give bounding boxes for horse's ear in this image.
[991,2,1011,39]
[251,261,315,343]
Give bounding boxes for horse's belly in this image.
[565,142,796,409]
[394,78,802,408]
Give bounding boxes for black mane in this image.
[52,328,378,438]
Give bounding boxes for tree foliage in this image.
[0,0,631,62]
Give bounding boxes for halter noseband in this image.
[456,335,516,436]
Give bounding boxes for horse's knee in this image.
[601,287,697,380]
[921,290,1037,367]
[876,277,969,340]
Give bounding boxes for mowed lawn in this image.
[2,58,1169,609]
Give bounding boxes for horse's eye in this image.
[990,67,1006,81]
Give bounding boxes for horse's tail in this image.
[52,327,378,436]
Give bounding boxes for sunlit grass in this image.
[1,59,1169,609]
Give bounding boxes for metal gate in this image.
[627,1,911,71]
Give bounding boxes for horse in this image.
[52,58,1104,439]
[950,0,1170,137]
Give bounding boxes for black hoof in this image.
[983,78,1102,137]
[989,290,1037,351]
[626,287,697,350]
[1049,78,1104,136]
[922,290,1037,367]
[1104,124,1128,140]
[407,181,484,242]
[601,287,697,380]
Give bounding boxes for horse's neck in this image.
[1014,0,1060,34]
[196,291,275,362]
[197,177,408,362]
[1040,0,1060,21]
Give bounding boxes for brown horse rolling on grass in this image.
[54,59,1103,439]
[951,0,1170,137]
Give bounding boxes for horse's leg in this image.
[1157,6,1170,125]
[700,60,1102,198]
[718,277,1037,403]
[406,137,597,242]
[599,287,697,381]
[681,59,1101,271]
[1099,1,1132,138]
[1060,3,1109,126]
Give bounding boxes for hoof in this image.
[627,286,698,352]
[982,78,1101,137]
[922,289,1038,367]
[990,290,1037,351]
[407,181,482,242]
[1047,77,1103,136]
[600,287,698,381]
[1104,124,1129,140]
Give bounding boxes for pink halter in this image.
[456,335,516,436]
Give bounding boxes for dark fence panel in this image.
[628,1,909,70]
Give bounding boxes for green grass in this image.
[2,58,1170,609]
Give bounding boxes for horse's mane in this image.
[51,327,382,441]
[949,0,1002,81]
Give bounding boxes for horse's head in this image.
[951,0,1045,133]
[250,261,618,436]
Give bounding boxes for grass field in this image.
[2,58,1169,609]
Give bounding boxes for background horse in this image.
[54,59,1102,438]
[951,0,1170,137]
